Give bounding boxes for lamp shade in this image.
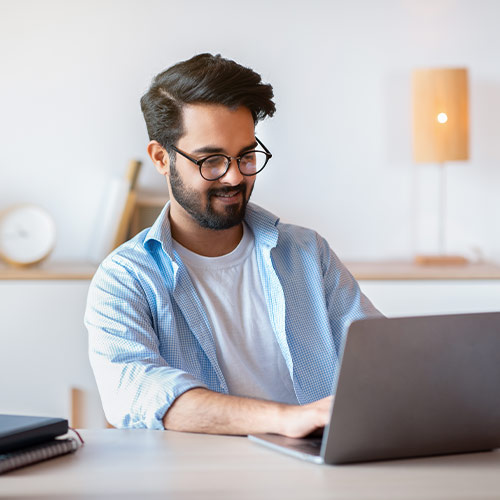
[412,68,469,163]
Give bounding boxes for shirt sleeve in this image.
[84,255,207,429]
[317,233,383,356]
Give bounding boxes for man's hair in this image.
[140,53,276,149]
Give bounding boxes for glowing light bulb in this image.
[437,112,448,124]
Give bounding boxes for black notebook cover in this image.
[0,414,68,454]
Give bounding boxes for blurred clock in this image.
[0,204,56,267]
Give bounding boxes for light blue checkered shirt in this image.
[85,202,380,429]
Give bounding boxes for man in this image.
[85,53,380,437]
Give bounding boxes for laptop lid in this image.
[250,312,500,465]
[0,414,68,453]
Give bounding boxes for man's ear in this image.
[147,141,171,176]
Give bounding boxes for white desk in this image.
[2,429,500,499]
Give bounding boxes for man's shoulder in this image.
[246,203,326,255]
[277,220,321,243]
[104,229,149,264]
[96,227,172,283]
[274,222,330,269]
[246,203,320,239]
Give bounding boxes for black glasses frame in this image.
[169,137,272,181]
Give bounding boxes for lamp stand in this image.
[414,162,468,266]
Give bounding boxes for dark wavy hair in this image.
[140,53,276,149]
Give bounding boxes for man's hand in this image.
[279,396,333,438]
[163,388,333,438]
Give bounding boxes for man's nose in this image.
[220,158,244,184]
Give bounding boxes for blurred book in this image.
[0,414,81,475]
[89,159,142,263]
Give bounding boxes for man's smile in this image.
[213,190,242,203]
[210,186,245,205]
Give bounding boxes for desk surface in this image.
[2,429,500,499]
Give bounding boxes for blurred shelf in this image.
[345,261,500,281]
[3,259,499,282]
[135,191,169,207]
[129,192,168,238]
[0,261,98,280]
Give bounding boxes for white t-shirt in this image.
[172,224,297,405]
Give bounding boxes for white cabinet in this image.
[348,261,500,317]
[1,261,499,428]
[0,264,106,428]
[359,280,500,317]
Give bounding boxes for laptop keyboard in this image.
[287,438,323,456]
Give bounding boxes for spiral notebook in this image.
[0,414,79,474]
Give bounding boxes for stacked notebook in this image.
[0,414,80,474]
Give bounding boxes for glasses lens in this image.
[239,151,268,175]
[200,155,229,180]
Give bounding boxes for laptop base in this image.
[249,434,324,464]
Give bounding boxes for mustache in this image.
[208,184,246,197]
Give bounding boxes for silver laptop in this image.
[249,312,500,464]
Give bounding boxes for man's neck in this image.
[169,206,244,257]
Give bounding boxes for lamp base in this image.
[414,254,469,266]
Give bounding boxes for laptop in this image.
[249,312,500,464]
[0,414,68,454]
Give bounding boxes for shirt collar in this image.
[244,202,280,249]
[144,201,176,261]
[144,201,280,262]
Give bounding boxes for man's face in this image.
[167,103,257,230]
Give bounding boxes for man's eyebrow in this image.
[192,141,258,156]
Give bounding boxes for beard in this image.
[169,161,254,230]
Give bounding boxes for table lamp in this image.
[412,67,469,265]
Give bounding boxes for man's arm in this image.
[163,388,332,438]
[317,234,382,357]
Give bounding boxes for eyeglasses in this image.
[169,137,272,181]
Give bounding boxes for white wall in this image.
[1,0,499,263]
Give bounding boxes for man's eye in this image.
[203,156,225,167]
[241,152,256,165]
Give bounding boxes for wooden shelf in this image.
[0,261,97,280]
[345,261,500,281]
[135,191,169,207]
[2,259,499,282]
[128,192,169,239]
